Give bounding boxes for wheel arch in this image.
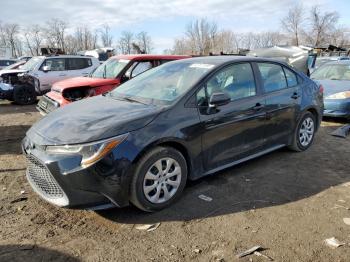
[302,106,321,131]
[132,138,193,179]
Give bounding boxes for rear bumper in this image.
[324,99,350,118]
[36,95,60,115]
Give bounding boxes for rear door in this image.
[66,57,93,77]
[198,62,267,171]
[256,62,301,146]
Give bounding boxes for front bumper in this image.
[36,95,60,115]
[0,82,14,100]
[22,137,134,209]
[324,99,350,118]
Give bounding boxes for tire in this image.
[13,85,37,105]
[288,111,316,152]
[130,146,188,212]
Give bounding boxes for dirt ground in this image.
[0,100,350,262]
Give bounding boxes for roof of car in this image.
[36,55,99,59]
[167,55,289,65]
[111,54,191,61]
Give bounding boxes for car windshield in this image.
[311,63,350,80]
[109,61,215,105]
[91,58,129,79]
[20,57,43,71]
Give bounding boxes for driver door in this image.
[198,62,267,172]
[36,58,66,93]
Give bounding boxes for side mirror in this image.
[209,92,231,107]
[42,65,50,72]
[121,74,130,83]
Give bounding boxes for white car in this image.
[0,58,17,70]
[0,55,100,104]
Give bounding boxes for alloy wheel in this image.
[299,117,314,147]
[143,157,182,204]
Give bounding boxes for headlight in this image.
[46,134,128,168]
[326,91,350,99]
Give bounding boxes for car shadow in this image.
[0,125,31,155]
[0,102,39,115]
[97,124,350,224]
[0,244,79,262]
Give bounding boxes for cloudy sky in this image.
[1,0,349,52]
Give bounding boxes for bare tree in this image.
[23,25,44,56]
[3,23,20,57]
[281,4,305,46]
[136,31,153,53]
[75,26,99,51]
[99,24,113,47]
[186,18,218,55]
[44,19,68,51]
[118,31,134,54]
[309,5,339,46]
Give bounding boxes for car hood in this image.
[52,77,120,92]
[314,79,350,97]
[27,95,162,145]
[0,69,27,76]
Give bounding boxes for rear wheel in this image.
[288,111,316,152]
[130,146,187,212]
[13,85,37,105]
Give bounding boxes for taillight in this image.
[319,84,324,93]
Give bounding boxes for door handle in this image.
[59,74,66,77]
[253,103,264,111]
[291,92,300,99]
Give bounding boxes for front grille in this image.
[37,95,60,115]
[26,154,65,200]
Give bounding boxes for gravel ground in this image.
[0,100,350,262]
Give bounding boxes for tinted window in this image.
[67,58,91,70]
[205,63,256,101]
[42,58,66,71]
[131,61,153,78]
[257,63,287,92]
[283,67,298,87]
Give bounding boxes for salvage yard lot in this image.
[0,100,350,262]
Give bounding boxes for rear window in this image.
[67,58,92,70]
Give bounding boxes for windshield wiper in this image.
[103,65,107,79]
[121,96,148,105]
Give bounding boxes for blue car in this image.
[311,60,350,119]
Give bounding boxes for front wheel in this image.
[130,146,187,212]
[288,111,316,152]
[13,85,37,105]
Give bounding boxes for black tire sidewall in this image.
[13,85,36,105]
[295,112,316,151]
[131,147,187,212]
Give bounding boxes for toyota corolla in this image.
[23,56,323,212]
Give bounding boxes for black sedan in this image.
[22,56,324,212]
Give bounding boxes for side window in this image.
[131,61,153,78]
[67,58,91,70]
[257,63,287,92]
[205,63,256,101]
[159,60,172,65]
[283,67,298,87]
[42,58,66,71]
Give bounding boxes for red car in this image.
[37,54,190,114]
